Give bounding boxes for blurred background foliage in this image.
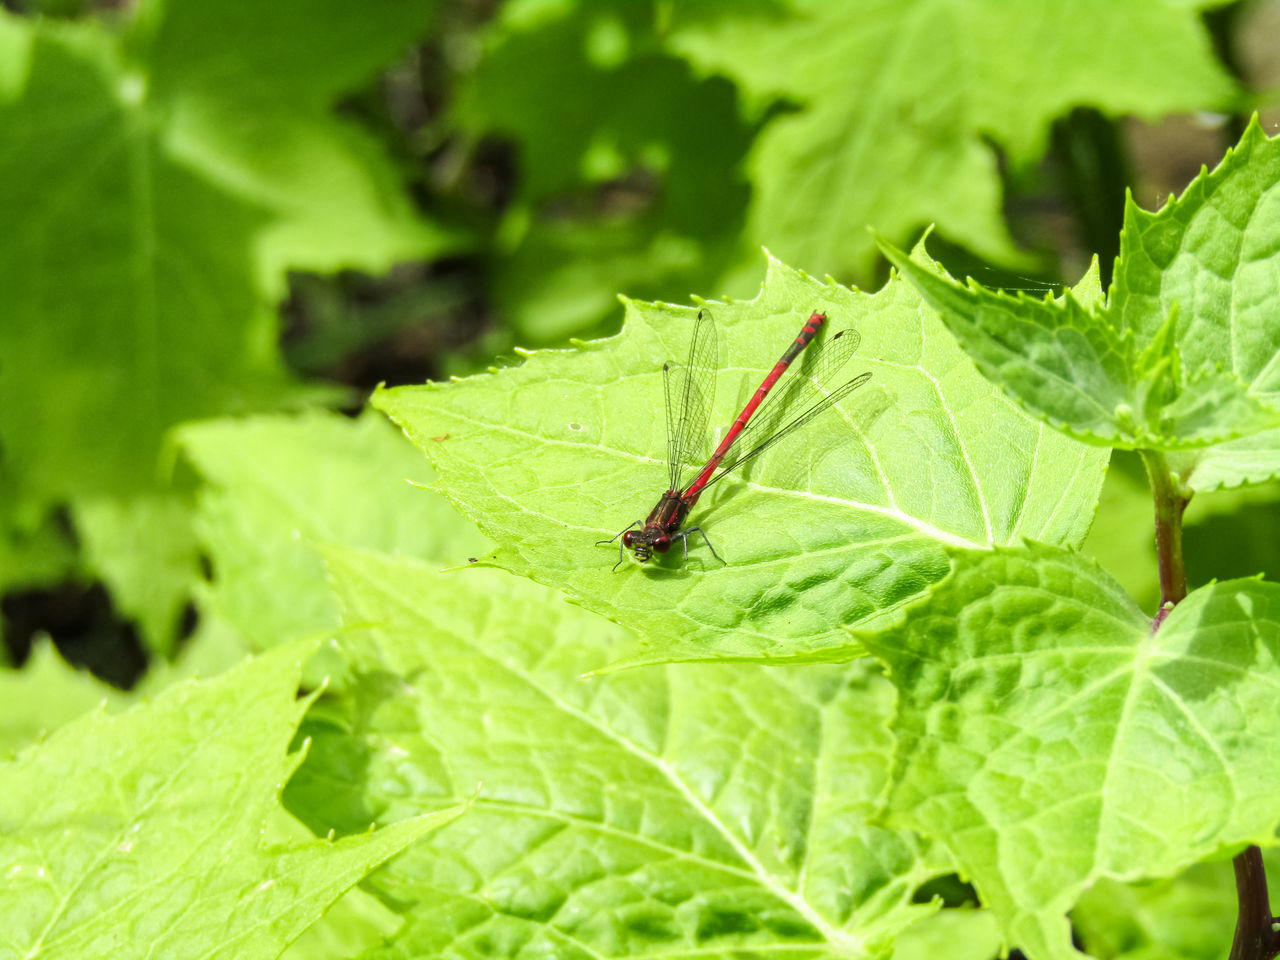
[2,0,1280,697]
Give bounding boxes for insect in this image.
[600,308,870,568]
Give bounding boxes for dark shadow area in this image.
[2,580,148,689]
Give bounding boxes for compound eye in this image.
[653,535,671,553]
[622,531,635,547]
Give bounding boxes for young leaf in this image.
[856,543,1280,960]
[668,1,1236,280]
[1171,427,1280,493]
[0,637,462,960]
[289,546,948,959]
[180,410,491,651]
[374,256,1106,664]
[882,118,1280,463]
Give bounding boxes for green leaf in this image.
[0,4,454,509]
[137,0,455,280]
[1116,116,1280,484]
[1169,427,1280,492]
[130,605,255,698]
[891,908,1002,960]
[456,3,754,341]
[1181,486,1280,597]
[0,637,463,960]
[374,256,1106,664]
[883,245,1280,452]
[1132,114,1280,489]
[881,247,1135,442]
[180,409,491,651]
[0,10,281,505]
[1111,121,1280,395]
[668,0,1235,281]
[1081,451,1162,615]
[0,640,126,758]
[73,493,201,657]
[1072,850,1280,960]
[882,118,1280,459]
[857,543,1280,960]
[0,499,77,601]
[289,545,945,959]
[278,886,402,960]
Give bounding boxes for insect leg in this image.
[683,527,726,565]
[597,521,639,547]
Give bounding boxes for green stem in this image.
[1138,449,1188,627]
[1138,451,1277,960]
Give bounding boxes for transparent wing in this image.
[663,308,718,490]
[706,371,873,485]
[711,327,862,473]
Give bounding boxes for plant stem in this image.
[1138,451,1278,960]
[1138,449,1188,628]
[1230,845,1280,960]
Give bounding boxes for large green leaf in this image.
[857,543,1280,960]
[375,257,1107,664]
[882,119,1280,465]
[0,3,453,510]
[180,409,490,651]
[668,0,1235,280]
[287,545,950,959]
[0,637,462,960]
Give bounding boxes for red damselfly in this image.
[600,308,871,568]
